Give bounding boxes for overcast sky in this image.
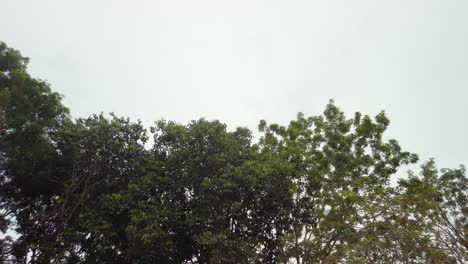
[1,0,467,171]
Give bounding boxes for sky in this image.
[1,0,467,172]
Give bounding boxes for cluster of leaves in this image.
[0,42,466,263]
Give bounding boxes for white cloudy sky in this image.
[1,0,467,170]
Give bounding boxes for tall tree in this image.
[0,41,69,263]
[397,160,467,263]
[128,119,256,263]
[249,101,418,263]
[48,114,149,263]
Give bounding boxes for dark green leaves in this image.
[1,41,466,263]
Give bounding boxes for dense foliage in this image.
[0,42,466,263]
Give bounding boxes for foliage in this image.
[0,41,466,263]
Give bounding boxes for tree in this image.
[48,114,149,263]
[0,41,69,262]
[247,101,419,263]
[126,119,256,263]
[397,160,467,263]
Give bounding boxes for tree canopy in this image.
[0,41,466,263]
